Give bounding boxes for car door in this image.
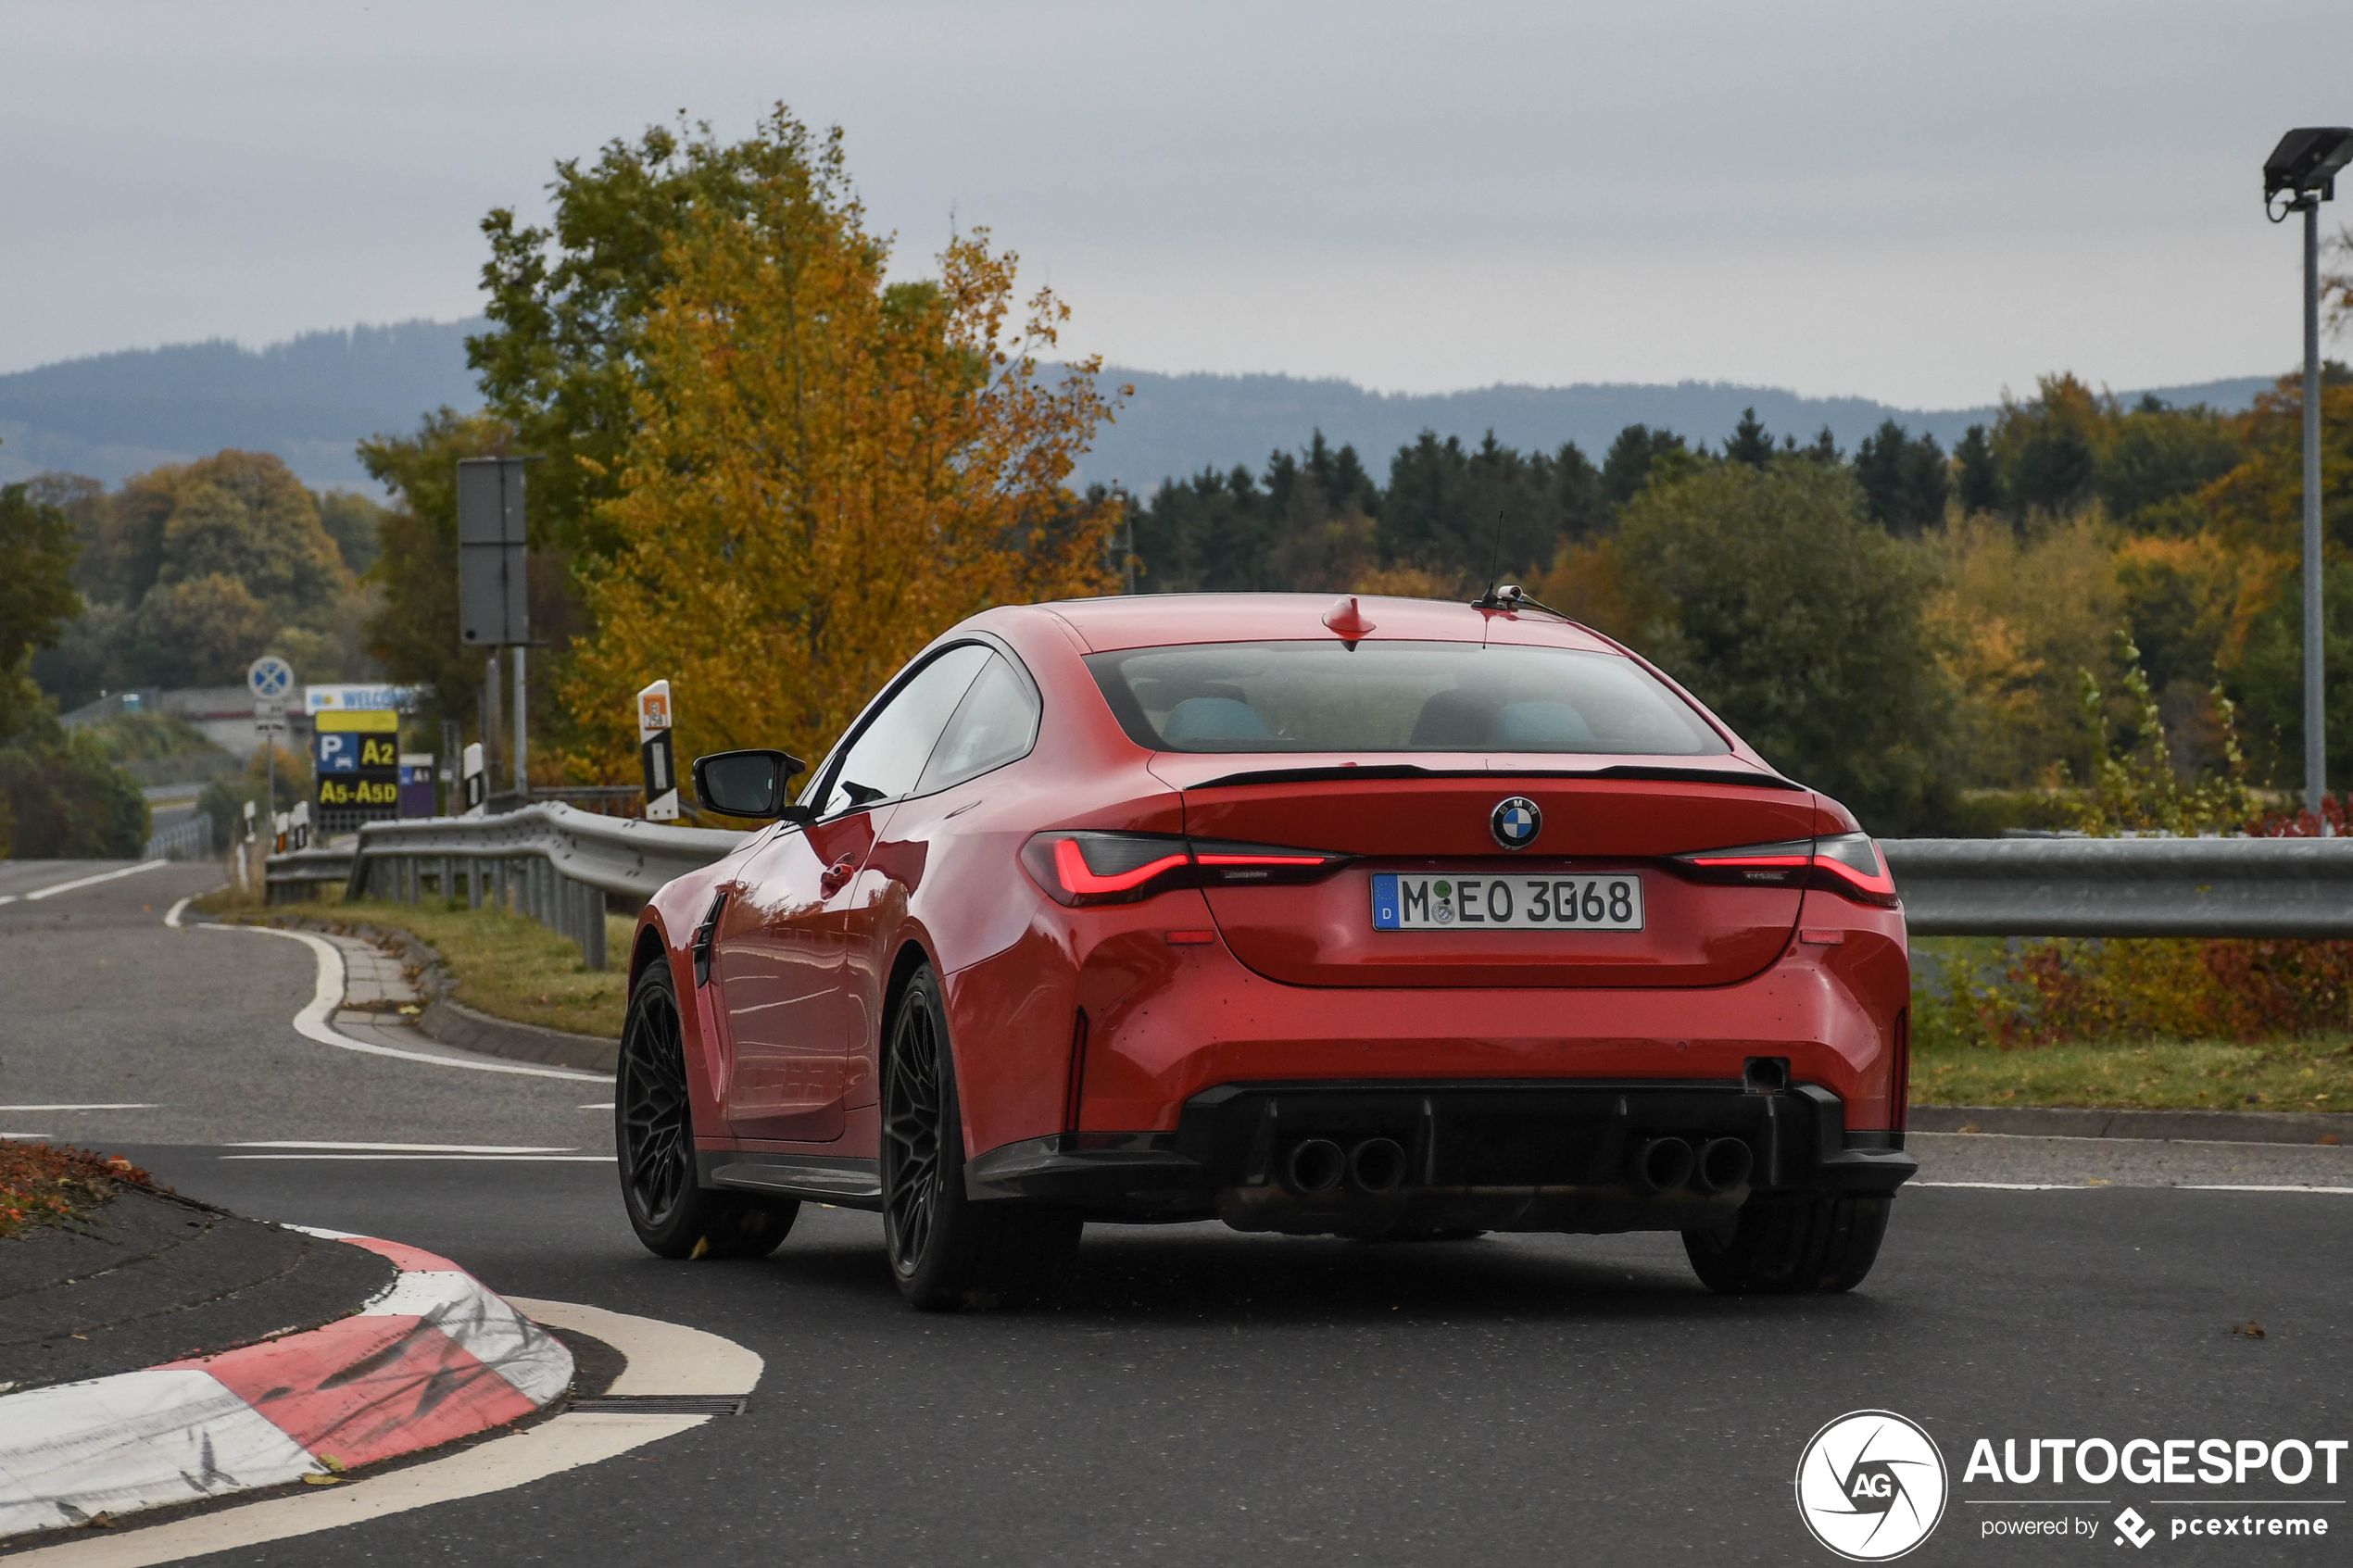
[712,645,995,1143]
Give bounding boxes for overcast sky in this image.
[6,0,2349,407]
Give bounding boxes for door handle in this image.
[819,856,857,896]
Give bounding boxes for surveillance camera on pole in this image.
[2266,127,2353,830]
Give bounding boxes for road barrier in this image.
[265,827,2353,972]
[144,810,215,863]
[264,803,748,970]
[1881,836,2353,938]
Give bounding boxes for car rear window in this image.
[1084,640,1729,756]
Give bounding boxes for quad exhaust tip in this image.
[1633,1136,1695,1194]
[1631,1135,1753,1193]
[1285,1138,1346,1194]
[1696,1136,1754,1193]
[1348,1136,1406,1194]
[1283,1136,1410,1195]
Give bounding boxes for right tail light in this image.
[1672,832,1897,908]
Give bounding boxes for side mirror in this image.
[690,749,810,821]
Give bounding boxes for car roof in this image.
[1038,593,1621,655]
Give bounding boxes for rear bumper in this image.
[965,1078,1914,1235]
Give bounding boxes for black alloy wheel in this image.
[1681,1193,1890,1294]
[881,963,1081,1310]
[616,959,796,1260]
[881,970,949,1278]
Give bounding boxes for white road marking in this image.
[6,860,172,903]
[0,1105,159,1112]
[1,1134,57,1142]
[203,924,606,1082]
[226,1141,578,1154]
[3,1299,761,1568]
[163,896,192,928]
[221,1154,616,1162]
[578,1102,615,1110]
[1914,1180,2353,1193]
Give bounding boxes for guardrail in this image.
[1882,837,2353,937]
[263,804,748,970]
[266,826,2353,973]
[144,811,215,863]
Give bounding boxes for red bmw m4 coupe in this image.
[616,591,1915,1308]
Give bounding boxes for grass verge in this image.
[1,1143,153,1240]
[196,883,631,1038]
[1912,1035,2353,1114]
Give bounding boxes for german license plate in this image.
[1370,872,1644,931]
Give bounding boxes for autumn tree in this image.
[0,482,84,739]
[560,109,1121,780]
[471,115,837,565]
[1606,458,1950,832]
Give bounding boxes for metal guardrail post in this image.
[584,879,607,971]
[467,853,483,911]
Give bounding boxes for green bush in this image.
[0,707,149,857]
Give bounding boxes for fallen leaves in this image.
[2229,1321,2267,1339]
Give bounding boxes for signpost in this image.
[305,684,423,715]
[314,709,400,832]
[248,656,295,830]
[397,753,436,818]
[638,680,678,822]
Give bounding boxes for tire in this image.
[616,958,798,1261]
[1681,1194,1891,1295]
[881,963,1080,1311]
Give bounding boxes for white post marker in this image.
[461,742,486,819]
[637,680,678,822]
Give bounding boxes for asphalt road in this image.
[5,864,2349,1566]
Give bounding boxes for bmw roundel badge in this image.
[1490,796,1541,849]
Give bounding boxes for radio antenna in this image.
[1472,511,1507,608]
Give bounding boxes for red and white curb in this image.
[0,1227,573,1540]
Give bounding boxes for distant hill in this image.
[0,320,485,489]
[1077,369,2279,493]
[0,317,2277,494]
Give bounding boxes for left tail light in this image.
[1672,832,1897,908]
[1020,831,1350,908]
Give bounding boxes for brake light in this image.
[1810,832,1899,905]
[1021,832,1350,907]
[1671,832,1897,908]
[1051,837,1189,895]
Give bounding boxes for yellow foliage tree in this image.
[561,112,1123,783]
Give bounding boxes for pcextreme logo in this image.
[1796,1410,1950,1562]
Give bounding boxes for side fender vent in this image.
[691,890,728,987]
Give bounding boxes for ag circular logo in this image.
[1794,1410,1947,1562]
[1490,796,1541,849]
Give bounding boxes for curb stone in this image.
[1909,1103,2347,1146]
[0,1229,573,1540]
[240,913,618,1074]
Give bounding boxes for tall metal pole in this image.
[2304,198,2327,828]
[513,646,529,799]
